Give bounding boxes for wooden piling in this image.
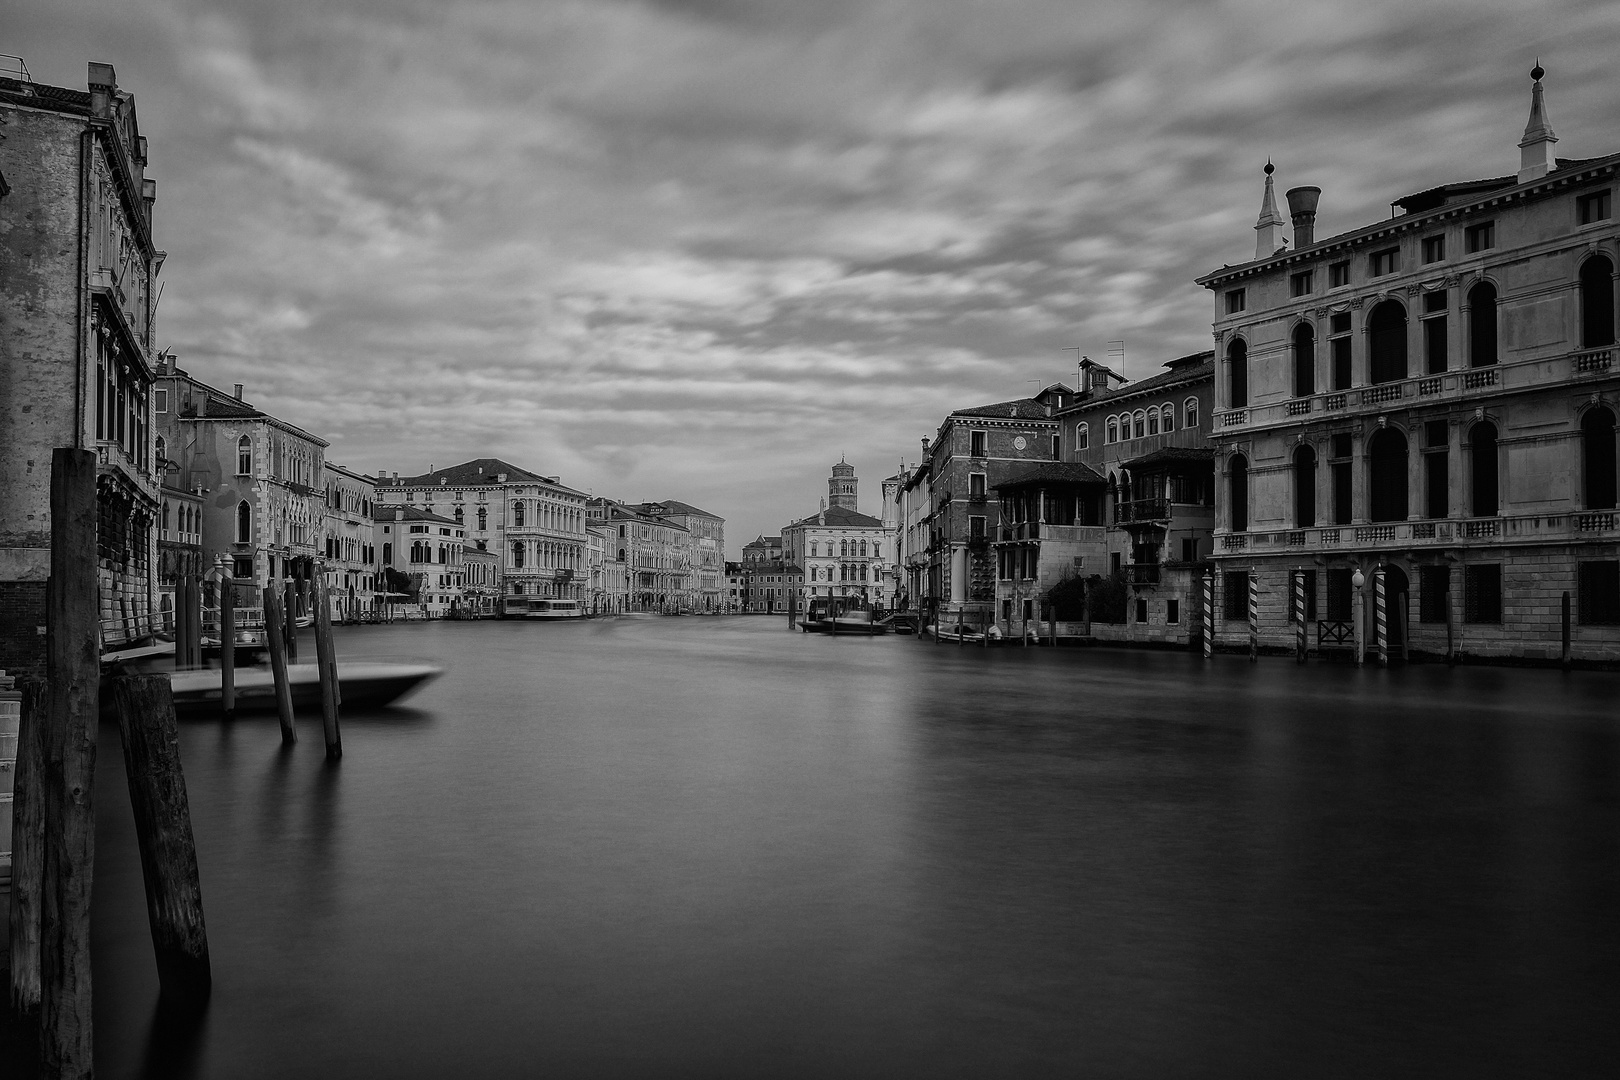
[8,677,45,1015]
[1047,601,1056,647]
[1562,591,1572,670]
[109,675,211,1003]
[41,447,99,1079]
[313,579,343,760]
[263,587,297,744]
[220,579,236,721]
[283,582,299,664]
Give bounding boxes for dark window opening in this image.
[1583,407,1617,510]
[1464,221,1495,253]
[1167,599,1180,624]
[1425,449,1449,519]
[1368,300,1408,384]
[1419,566,1450,623]
[1230,455,1249,533]
[1578,189,1612,225]
[1293,323,1315,397]
[1329,312,1353,390]
[1223,571,1250,621]
[1368,428,1408,523]
[1580,255,1615,348]
[1422,235,1445,263]
[1369,247,1400,277]
[1578,561,1620,625]
[1291,271,1313,297]
[970,430,986,457]
[1226,289,1246,314]
[1463,564,1502,623]
[1329,261,1350,288]
[1326,568,1353,621]
[1228,339,1248,408]
[1470,422,1499,518]
[1294,444,1316,527]
[1468,281,1498,366]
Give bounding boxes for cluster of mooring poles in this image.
[5,448,344,1079]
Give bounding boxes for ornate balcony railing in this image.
[1462,369,1498,389]
[1324,393,1348,411]
[1574,348,1613,373]
[1362,384,1402,406]
[1114,497,1171,524]
[1220,409,1249,427]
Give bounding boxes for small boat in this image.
[829,610,888,635]
[878,613,919,635]
[924,622,988,643]
[164,661,442,714]
[526,599,585,620]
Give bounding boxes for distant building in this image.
[1196,66,1620,662]
[376,458,589,603]
[153,360,328,618]
[321,462,379,621]
[628,500,726,612]
[781,462,892,608]
[1,62,165,669]
[375,505,466,618]
[742,535,783,564]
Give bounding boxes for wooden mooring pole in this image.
[283,581,300,665]
[41,447,99,1078]
[220,578,236,721]
[109,676,211,1003]
[263,587,297,744]
[313,579,342,760]
[7,677,45,1016]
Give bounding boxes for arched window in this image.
[1185,398,1199,429]
[1581,255,1616,348]
[1133,410,1146,439]
[513,502,526,527]
[1470,422,1499,517]
[454,506,463,524]
[1369,428,1409,522]
[840,539,848,557]
[382,542,392,565]
[1583,407,1618,509]
[1293,322,1316,397]
[512,542,525,568]
[1227,339,1248,408]
[162,502,172,538]
[236,500,251,543]
[1294,444,1317,527]
[1468,281,1498,367]
[1077,423,1089,450]
[477,507,487,530]
[237,436,253,476]
[1106,417,1119,443]
[1160,404,1174,433]
[859,540,867,556]
[872,544,880,559]
[1147,408,1159,436]
[860,564,868,581]
[1368,301,1407,384]
[1229,455,1249,533]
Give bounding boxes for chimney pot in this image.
[1285,186,1321,249]
[233,383,244,400]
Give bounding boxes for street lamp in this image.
[1351,566,1366,666]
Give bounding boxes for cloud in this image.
[10,0,1620,547]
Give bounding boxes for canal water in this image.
[86,617,1617,1078]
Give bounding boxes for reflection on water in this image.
[86,617,1620,1078]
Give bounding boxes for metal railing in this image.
[1114,498,1171,524]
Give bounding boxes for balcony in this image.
[1213,511,1620,555]
[994,522,1106,544]
[1125,564,1161,587]
[1114,497,1171,524]
[1209,345,1618,437]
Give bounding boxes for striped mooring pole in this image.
[1203,570,1214,659]
[1294,570,1307,663]
[1248,573,1258,663]
[1374,564,1388,668]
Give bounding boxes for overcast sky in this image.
[9,0,1620,551]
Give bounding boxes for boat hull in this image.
[150,662,441,714]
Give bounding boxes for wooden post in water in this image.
[8,677,46,1015]
[1047,600,1057,647]
[1562,591,1572,670]
[220,578,236,721]
[313,578,342,760]
[283,581,299,664]
[42,447,99,1079]
[263,587,297,744]
[1202,571,1214,659]
[109,675,211,1003]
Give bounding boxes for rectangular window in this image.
[1329,261,1350,288]
[1464,564,1502,623]
[1419,566,1450,624]
[1051,434,1061,460]
[1426,443,1449,520]
[1422,235,1446,263]
[1225,289,1246,314]
[969,515,986,541]
[1223,571,1249,621]
[1135,598,1148,624]
[1076,425,1089,451]
[1326,568,1354,621]
[970,430,986,457]
[1424,316,1448,374]
[1167,599,1180,624]
[1368,247,1399,277]
[1577,190,1611,225]
[1464,221,1495,253]
[1578,561,1620,625]
[1180,538,1200,562]
[1330,433,1353,525]
[969,472,986,497]
[1330,312,1353,390]
[1291,271,1313,297]
[154,389,168,413]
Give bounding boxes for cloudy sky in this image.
[9,0,1620,550]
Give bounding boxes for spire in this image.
[1518,60,1558,184]
[1254,160,1285,261]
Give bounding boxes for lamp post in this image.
[1351,566,1366,666]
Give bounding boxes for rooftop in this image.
[786,506,885,529]
[374,505,462,527]
[378,458,547,488]
[993,461,1108,490]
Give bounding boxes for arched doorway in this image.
[1368,428,1408,522]
[1583,407,1617,509]
[1470,422,1499,518]
[1368,301,1408,384]
[1381,563,1410,658]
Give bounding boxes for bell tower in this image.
[828,459,858,512]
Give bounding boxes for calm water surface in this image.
[87,617,1619,1078]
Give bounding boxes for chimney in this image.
[1254,160,1285,260]
[1285,186,1321,249]
[233,383,244,400]
[1518,61,1558,184]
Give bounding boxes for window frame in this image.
[1421,235,1445,263]
[1328,261,1351,288]
[1464,220,1495,253]
[1368,246,1400,278]
[1290,270,1313,297]
[1183,397,1199,429]
[1225,288,1246,314]
[1076,422,1089,451]
[969,429,987,458]
[1577,189,1612,225]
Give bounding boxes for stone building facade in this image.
[781,463,891,609]
[1,62,164,668]
[321,461,379,620]
[1198,68,1620,662]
